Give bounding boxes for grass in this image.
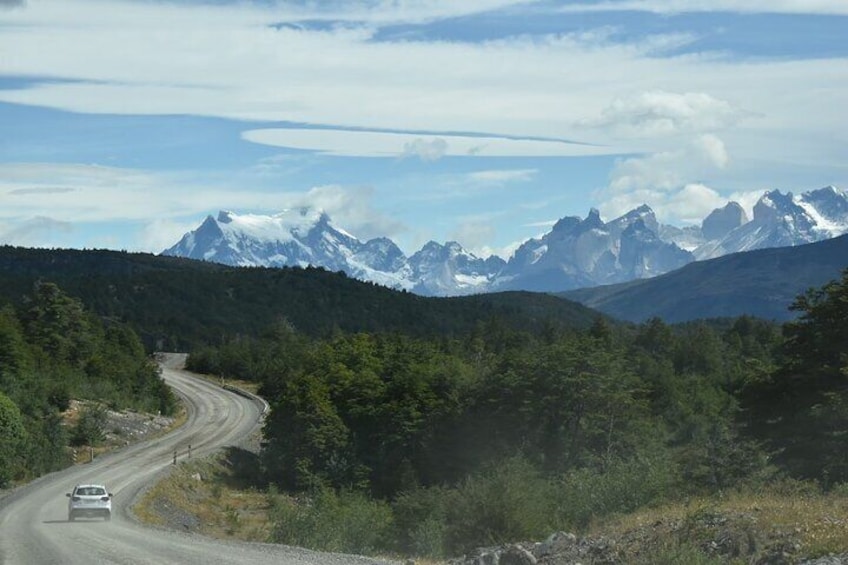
[134,450,272,542]
[590,484,848,563]
[134,452,848,564]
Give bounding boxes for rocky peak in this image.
[702,202,748,241]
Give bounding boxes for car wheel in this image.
[68,513,75,522]
[104,512,111,522]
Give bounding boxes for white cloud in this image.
[0,216,74,248]
[0,162,284,223]
[694,133,729,169]
[0,0,845,169]
[0,163,408,250]
[729,189,769,219]
[402,138,449,161]
[0,0,845,253]
[599,134,731,222]
[451,220,496,256]
[140,218,200,254]
[665,183,726,223]
[285,0,541,25]
[607,133,728,194]
[600,184,726,225]
[558,0,848,16]
[584,91,745,138]
[242,128,619,158]
[279,185,406,242]
[467,169,538,184]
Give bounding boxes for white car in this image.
[67,484,113,522]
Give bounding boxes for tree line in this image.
[0,282,177,487]
[0,246,599,351]
[186,269,848,556]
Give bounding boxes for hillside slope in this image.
[561,234,848,322]
[0,246,600,350]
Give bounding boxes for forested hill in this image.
[0,246,600,350]
[562,233,848,322]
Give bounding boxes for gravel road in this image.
[0,353,397,565]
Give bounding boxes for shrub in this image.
[556,453,680,529]
[445,456,559,555]
[71,404,107,446]
[269,486,392,555]
[391,485,452,558]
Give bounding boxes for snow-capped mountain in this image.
[162,209,498,296]
[493,205,694,292]
[408,241,506,296]
[692,186,848,260]
[162,186,848,296]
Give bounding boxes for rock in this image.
[799,556,848,565]
[500,545,537,565]
[534,531,577,558]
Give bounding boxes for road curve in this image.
[0,354,396,565]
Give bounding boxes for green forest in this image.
[0,282,177,487]
[2,246,846,560]
[186,270,848,558]
[0,246,599,350]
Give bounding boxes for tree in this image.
[22,282,95,366]
[262,373,355,491]
[742,269,848,482]
[783,268,848,377]
[0,392,27,486]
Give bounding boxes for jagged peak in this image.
[754,190,798,220]
[804,185,847,201]
[761,189,794,203]
[631,204,655,217]
[582,208,604,228]
[551,216,582,233]
[217,210,235,224]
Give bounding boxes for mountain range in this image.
[562,233,848,323]
[163,186,848,296]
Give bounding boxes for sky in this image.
[1,0,846,258]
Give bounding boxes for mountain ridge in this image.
[562,233,848,323]
[163,185,848,296]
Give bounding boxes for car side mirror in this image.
[108,493,114,498]
[66,493,71,498]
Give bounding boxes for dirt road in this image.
[0,354,395,565]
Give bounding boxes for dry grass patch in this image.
[589,484,848,563]
[134,450,272,542]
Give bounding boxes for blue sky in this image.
[1,0,846,257]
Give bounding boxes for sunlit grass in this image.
[591,483,848,562]
[134,453,272,542]
[135,451,848,564]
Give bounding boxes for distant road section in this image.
[0,354,394,565]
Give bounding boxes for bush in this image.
[556,453,680,529]
[0,392,27,486]
[445,456,559,555]
[392,486,452,558]
[269,486,393,555]
[71,404,107,446]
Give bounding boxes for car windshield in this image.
[77,487,106,496]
